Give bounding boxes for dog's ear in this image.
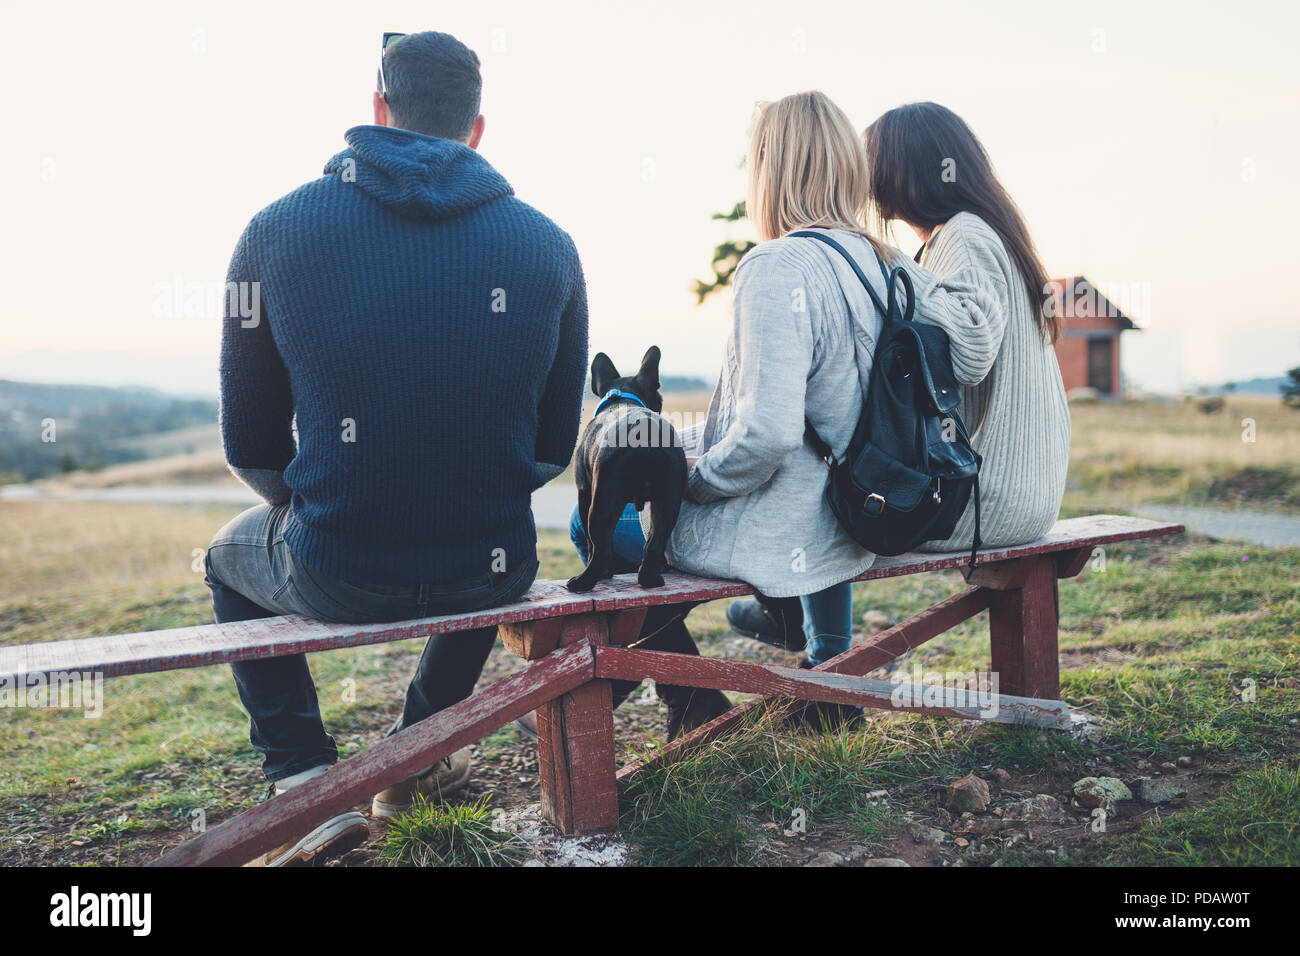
[635,346,662,392]
[591,352,619,396]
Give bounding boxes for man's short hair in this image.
[380,31,481,141]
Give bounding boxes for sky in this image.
[1,0,1297,396]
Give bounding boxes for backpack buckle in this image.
[864,493,886,516]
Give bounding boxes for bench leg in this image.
[985,555,1060,699]
[536,613,620,834]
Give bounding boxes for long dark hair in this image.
[863,102,1058,342]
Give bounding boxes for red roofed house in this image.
[1049,276,1137,397]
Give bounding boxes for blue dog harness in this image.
[594,388,648,415]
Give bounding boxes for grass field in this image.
[1065,395,1300,513]
[1,397,1298,866]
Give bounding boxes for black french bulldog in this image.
[565,346,686,593]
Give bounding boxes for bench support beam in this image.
[154,642,596,866]
[985,555,1060,699]
[616,586,991,788]
[594,645,1070,727]
[536,613,620,834]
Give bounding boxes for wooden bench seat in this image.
[0,513,1183,865]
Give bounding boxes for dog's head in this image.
[590,346,665,413]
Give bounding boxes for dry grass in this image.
[1066,395,1299,511]
[0,500,237,616]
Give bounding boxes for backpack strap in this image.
[791,229,915,327]
[790,229,890,317]
[791,229,883,469]
[804,417,835,465]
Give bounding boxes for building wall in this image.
[1054,330,1121,395]
[1055,335,1089,392]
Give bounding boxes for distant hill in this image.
[0,380,218,483]
[661,375,713,393]
[1200,376,1288,397]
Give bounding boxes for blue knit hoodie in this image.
[219,125,588,584]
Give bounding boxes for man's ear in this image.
[635,346,661,391]
[373,91,391,127]
[466,115,485,150]
[591,353,619,396]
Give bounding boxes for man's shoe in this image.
[665,688,732,741]
[726,597,806,652]
[371,748,472,820]
[244,765,369,867]
[786,657,865,731]
[513,711,539,741]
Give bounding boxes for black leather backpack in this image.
[792,230,983,568]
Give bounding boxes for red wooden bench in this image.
[0,514,1182,866]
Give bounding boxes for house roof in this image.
[1049,276,1138,330]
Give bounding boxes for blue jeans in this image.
[570,504,853,665]
[204,504,537,781]
[801,582,853,665]
[568,502,647,569]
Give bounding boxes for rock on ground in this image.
[1135,776,1189,804]
[1001,794,1069,823]
[1072,776,1133,809]
[947,773,992,812]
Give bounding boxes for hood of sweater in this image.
[324,125,514,221]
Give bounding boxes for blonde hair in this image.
[748,91,883,253]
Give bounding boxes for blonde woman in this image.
[671,92,1008,705]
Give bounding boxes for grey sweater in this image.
[659,227,1012,597]
[902,213,1071,551]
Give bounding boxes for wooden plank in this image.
[154,642,596,866]
[1056,546,1096,580]
[588,572,754,612]
[499,617,566,661]
[0,581,594,681]
[3,516,1180,684]
[594,645,1070,728]
[606,606,649,647]
[987,555,1060,699]
[616,586,989,786]
[962,558,1030,591]
[536,614,620,834]
[587,515,1182,612]
[857,514,1182,582]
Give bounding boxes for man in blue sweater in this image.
[204,31,587,865]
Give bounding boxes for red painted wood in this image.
[3,515,1179,684]
[820,587,989,676]
[11,512,1179,860]
[1056,546,1095,580]
[536,614,620,835]
[154,642,595,866]
[594,645,1069,727]
[616,586,990,786]
[0,581,593,682]
[987,555,1061,698]
[587,514,1182,611]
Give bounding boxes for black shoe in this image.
[664,688,732,741]
[789,656,864,730]
[726,597,806,652]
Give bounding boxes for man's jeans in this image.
[204,504,537,782]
